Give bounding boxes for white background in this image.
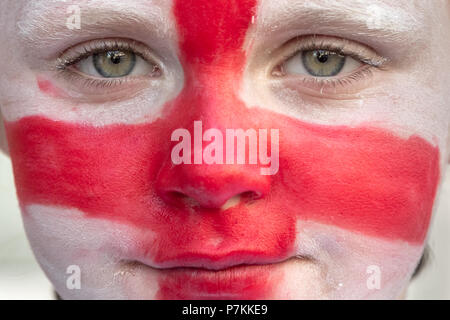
[0,151,449,299]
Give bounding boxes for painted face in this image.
[0,0,449,299]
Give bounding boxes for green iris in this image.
[301,50,346,77]
[93,50,136,78]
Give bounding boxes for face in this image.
[0,0,449,299]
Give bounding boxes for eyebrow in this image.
[16,0,434,61]
[16,0,175,51]
[255,0,429,48]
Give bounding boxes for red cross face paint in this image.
[1,0,448,300]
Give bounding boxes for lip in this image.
[125,257,295,300]
[157,262,286,299]
[123,253,306,299]
[127,254,297,272]
[126,248,301,271]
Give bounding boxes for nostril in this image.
[220,191,260,210]
[220,195,241,210]
[240,191,263,202]
[162,190,263,210]
[170,191,187,200]
[164,191,201,208]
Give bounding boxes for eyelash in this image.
[55,36,387,93]
[55,39,161,89]
[271,36,388,91]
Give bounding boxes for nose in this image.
[155,11,272,210]
[156,161,271,210]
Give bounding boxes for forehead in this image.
[15,0,438,31]
[17,0,434,13]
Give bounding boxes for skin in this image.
[0,0,449,299]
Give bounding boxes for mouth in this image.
[125,255,299,272]
[123,247,311,270]
[122,254,309,299]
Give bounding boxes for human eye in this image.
[270,35,388,96]
[56,38,162,92]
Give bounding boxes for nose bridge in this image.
[169,0,258,142]
[156,64,271,210]
[178,60,247,130]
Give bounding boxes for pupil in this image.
[315,50,329,63]
[107,51,124,64]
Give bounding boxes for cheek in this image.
[4,115,170,221]
[275,116,440,244]
[37,77,67,99]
